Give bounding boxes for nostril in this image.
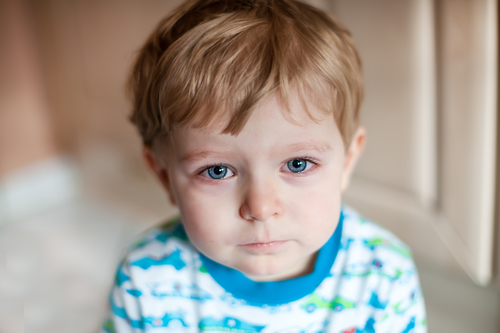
[239,180,284,221]
[239,198,283,222]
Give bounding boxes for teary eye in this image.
[286,159,310,173]
[202,165,234,180]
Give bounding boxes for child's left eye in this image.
[284,159,315,173]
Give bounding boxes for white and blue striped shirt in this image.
[102,206,426,333]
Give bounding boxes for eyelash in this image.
[197,164,235,180]
[284,156,319,174]
[197,156,319,179]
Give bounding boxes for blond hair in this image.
[129,0,363,149]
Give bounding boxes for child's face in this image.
[147,93,365,281]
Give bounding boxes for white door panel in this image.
[322,0,498,285]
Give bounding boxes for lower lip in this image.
[239,241,288,254]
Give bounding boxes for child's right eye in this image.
[200,165,235,180]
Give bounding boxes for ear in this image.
[143,146,177,206]
[340,126,366,192]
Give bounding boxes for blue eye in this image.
[206,165,231,179]
[287,159,308,173]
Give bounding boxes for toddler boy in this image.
[103,0,426,332]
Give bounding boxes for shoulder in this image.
[119,216,199,273]
[335,205,420,298]
[337,206,427,331]
[106,218,202,330]
[341,205,415,271]
[342,205,410,251]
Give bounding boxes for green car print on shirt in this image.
[341,262,403,282]
[102,318,116,333]
[199,263,209,273]
[363,238,412,258]
[301,294,356,313]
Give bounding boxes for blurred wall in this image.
[23,0,187,212]
[0,0,187,177]
[30,0,184,158]
[0,0,59,177]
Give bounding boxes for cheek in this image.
[297,164,342,205]
[173,183,237,249]
[295,188,341,223]
[288,169,342,233]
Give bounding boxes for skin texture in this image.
[145,93,366,281]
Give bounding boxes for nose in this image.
[239,179,284,222]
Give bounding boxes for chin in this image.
[236,258,294,281]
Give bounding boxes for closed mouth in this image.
[239,240,288,253]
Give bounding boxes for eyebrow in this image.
[180,150,232,164]
[284,141,332,154]
[180,141,332,164]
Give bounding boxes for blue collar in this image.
[199,212,344,305]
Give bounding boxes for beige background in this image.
[0,0,499,332]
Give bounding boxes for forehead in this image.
[188,88,335,134]
[166,93,343,161]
